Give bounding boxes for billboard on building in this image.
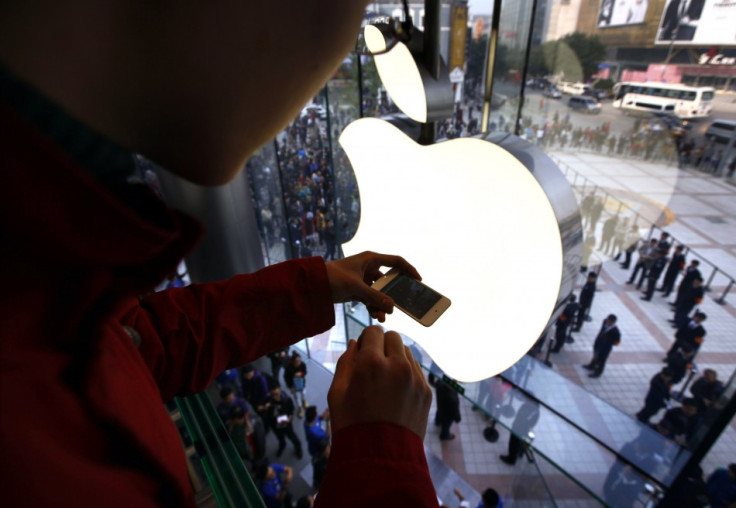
[597,0,649,27]
[655,0,736,45]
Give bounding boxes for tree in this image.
[465,34,488,90]
[560,32,607,81]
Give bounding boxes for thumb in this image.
[329,339,357,404]
[355,285,394,314]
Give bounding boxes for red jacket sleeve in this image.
[118,257,335,400]
[315,423,439,507]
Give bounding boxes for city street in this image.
[499,88,736,143]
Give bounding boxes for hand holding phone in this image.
[371,269,451,327]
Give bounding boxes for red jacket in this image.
[0,98,437,506]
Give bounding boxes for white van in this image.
[559,82,591,96]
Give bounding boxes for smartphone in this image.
[371,269,451,327]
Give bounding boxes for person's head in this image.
[220,387,234,405]
[269,383,281,400]
[691,260,700,267]
[649,238,658,246]
[694,311,707,323]
[660,232,670,240]
[682,398,698,416]
[605,314,617,326]
[230,405,246,422]
[675,245,684,253]
[242,364,255,380]
[661,367,674,381]
[305,406,318,423]
[0,2,372,186]
[587,272,597,281]
[568,294,577,303]
[481,488,501,508]
[291,351,302,366]
[256,463,275,482]
[703,369,718,383]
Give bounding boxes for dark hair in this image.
[607,314,617,323]
[231,405,246,419]
[220,387,233,399]
[695,312,707,321]
[242,364,255,374]
[482,488,501,507]
[682,397,698,408]
[305,406,318,422]
[587,271,597,278]
[692,260,700,266]
[268,378,281,391]
[568,294,576,302]
[256,463,270,481]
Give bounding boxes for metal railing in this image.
[552,154,735,306]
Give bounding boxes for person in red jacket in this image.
[0,1,437,506]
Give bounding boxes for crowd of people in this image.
[572,196,726,439]
[541,192,731,505]
[517,112,736,174]
[215,352,331,508]
[246,105,361,264]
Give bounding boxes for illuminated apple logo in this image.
[339,28,579,383]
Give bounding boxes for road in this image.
[513,89,736,142]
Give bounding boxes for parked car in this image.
[543,86,562,99]
[706,119,736,144]
[491,92,508,108]
[568,96,602,114]
[647,112,692,137]
[559,81,592,95]
[582,88,607,101]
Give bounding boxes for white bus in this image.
[612,82,714,119]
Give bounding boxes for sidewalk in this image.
[550,149,736,468]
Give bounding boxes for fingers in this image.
[367,252,421,281]
[384,330,406,358]
[331,339,357,390]
[351,275,394,313]
[369,308,387,323]
[356,325,385,354]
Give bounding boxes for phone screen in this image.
[380,273,442,318]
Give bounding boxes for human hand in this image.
[327,326,432,439]
[325,251,420,322]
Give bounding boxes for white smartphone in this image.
[371,269,451,327]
